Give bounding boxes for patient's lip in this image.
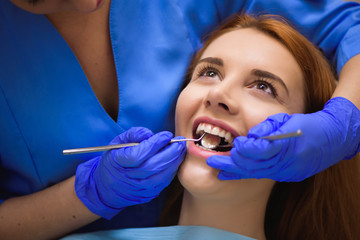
[187,117,237,158]
[192,116,239,138]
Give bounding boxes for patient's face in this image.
[175,28,305,201]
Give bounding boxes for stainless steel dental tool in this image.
[62,130,302,155]
[258,129,302,140]
[62,133,207,155]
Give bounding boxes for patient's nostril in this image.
[219,103,229,111]
[205,100,211,107]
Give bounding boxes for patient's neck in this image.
[178,190,269,240]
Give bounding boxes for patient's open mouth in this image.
[194,123,234,152]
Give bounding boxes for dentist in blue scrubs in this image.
[1,0,360,239]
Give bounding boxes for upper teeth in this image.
[196,123,234,144]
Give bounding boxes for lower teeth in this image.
[200,133,220,150]
[197,143,217,151]
[201,139,217,149]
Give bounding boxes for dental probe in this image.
[62,130,302,155]
[62,133,206,155]
[258,129,302,140]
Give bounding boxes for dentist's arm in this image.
[334,54,360,107]
[0,127,186,239]
[0,176,100,240]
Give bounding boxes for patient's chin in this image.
[177,155,276,202]
[178,155,223,195]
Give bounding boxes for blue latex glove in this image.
[207,97,360,182]
[75,127,186,219]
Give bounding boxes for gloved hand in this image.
[207,97,360,182]
[75,127,186,219]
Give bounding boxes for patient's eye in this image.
[203,70,217,78]
[252,79,278,97]
[198,66,219,79]
[192,63,222,82]
[256,82,271,92]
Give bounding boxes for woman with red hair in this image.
[169,14,360,240]
[62,14,360,240]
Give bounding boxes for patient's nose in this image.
[204,85,238,115]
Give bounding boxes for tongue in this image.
[201,133,221,149]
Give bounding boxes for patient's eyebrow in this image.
[197,57,224,66]
[251,69,289,95]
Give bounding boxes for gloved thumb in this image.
[247,113,290,138]
[111,131,173,168]
[110,127,154,145]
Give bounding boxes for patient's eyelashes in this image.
[251,78,278,98]
[191,63,280,99]
[193,64,222,82]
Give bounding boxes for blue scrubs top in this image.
[1,0,360,232]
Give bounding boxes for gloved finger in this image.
[118,162,179,191]
[110,127,154,145]
[218,170,280,180]
[93,172,154,200]
[125,140,186,179]
[206,155,240,172]
[235,156,298,180]
[233,136,283,159]
[207,152,287,180]
[207,154,278,174]
[137,139,186,171]
[115,186,160,201]
[130,166,179,190]
[217,167,269,180]
[101,170,163,198]
[247,113,290,138]
[217,171,242,180]
[144,148,185,187]
[228,141,299,180]
[129,144,186,190]
[148,136,186,172]
[112,131,173,167]
[241,167,288,181]
[230,147,283,170]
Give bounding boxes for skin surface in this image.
[175,28,306,240]
[10,0,106,14]
[334,54,360,108]
[44,0,119,120]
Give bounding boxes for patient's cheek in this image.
[242,103,289,130]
